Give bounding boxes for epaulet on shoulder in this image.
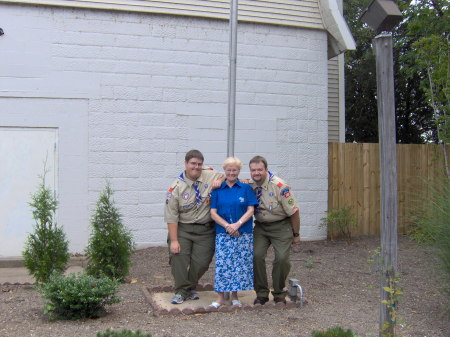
[270,176,287,189]
[167,180,180,191]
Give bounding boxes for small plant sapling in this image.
[320,206,358,243]
[85,182,135,282]
[22,171,69,284]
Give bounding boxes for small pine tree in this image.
[38,271,120,320]
[85,182,135,282]
[22,174,69,284]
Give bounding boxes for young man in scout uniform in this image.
[248,155,301,305]
[164,149,224,304]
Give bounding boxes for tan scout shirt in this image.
[164,167,223,225]
[249,173,298,223]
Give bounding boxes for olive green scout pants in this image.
[168,222,215,298]
[253,218,292,299]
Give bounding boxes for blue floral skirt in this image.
[214,232,254,292]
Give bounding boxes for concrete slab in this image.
[152,290,258,310]
[0,257,86,284]
[142,286,303,316]
[0,266,84,284]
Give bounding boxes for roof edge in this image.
[318,0,356,58]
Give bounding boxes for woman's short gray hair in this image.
[222,157,243,170]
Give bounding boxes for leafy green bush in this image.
[96,329,152,337]
[320,206,358,243]
[22,174,69,283]
[85,183,135,282]
[38,271,120,320]
[408,179,449,293]
[311,326,360,337]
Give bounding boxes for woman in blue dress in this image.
[209,157,258,308]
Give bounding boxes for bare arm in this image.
[211,208,239,237]
[227,206,255,236]
[211,208,229,230]
[167,222,180,254]
[239,205,255,225]
[290,208,300,244]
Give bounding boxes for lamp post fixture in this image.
[361,0,402,33]
[360,1,402,336]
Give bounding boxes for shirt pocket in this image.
[179,200,196,212]
[268,200,279,212]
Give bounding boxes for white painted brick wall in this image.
[0,4,328,253]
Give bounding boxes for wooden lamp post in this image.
[360,1,402,336]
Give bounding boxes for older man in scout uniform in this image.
[164,149,224,304]
[248,155,301,305]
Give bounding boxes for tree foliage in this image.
[400,0,449,145]
[344,0,448,144]
[408,178,450,296]
[22,173,69,284]
[85,183,135,282]
[38,271,120,320]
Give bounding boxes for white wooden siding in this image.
[0,0,324,29]
[328,56,339,142]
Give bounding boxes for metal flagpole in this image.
[227,0,238,157]
[224,0,238,302]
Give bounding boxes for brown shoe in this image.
[253,296,269,305]
[274,297,286,304]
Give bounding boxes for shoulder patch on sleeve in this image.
[166,183,177,199]
[280,187,291,198]
[167,180,181,195]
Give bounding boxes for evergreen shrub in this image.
[38,271,120,320]
[85,183,135,282]
[22,174,69,283]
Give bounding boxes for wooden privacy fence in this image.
[328,142,449,236]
